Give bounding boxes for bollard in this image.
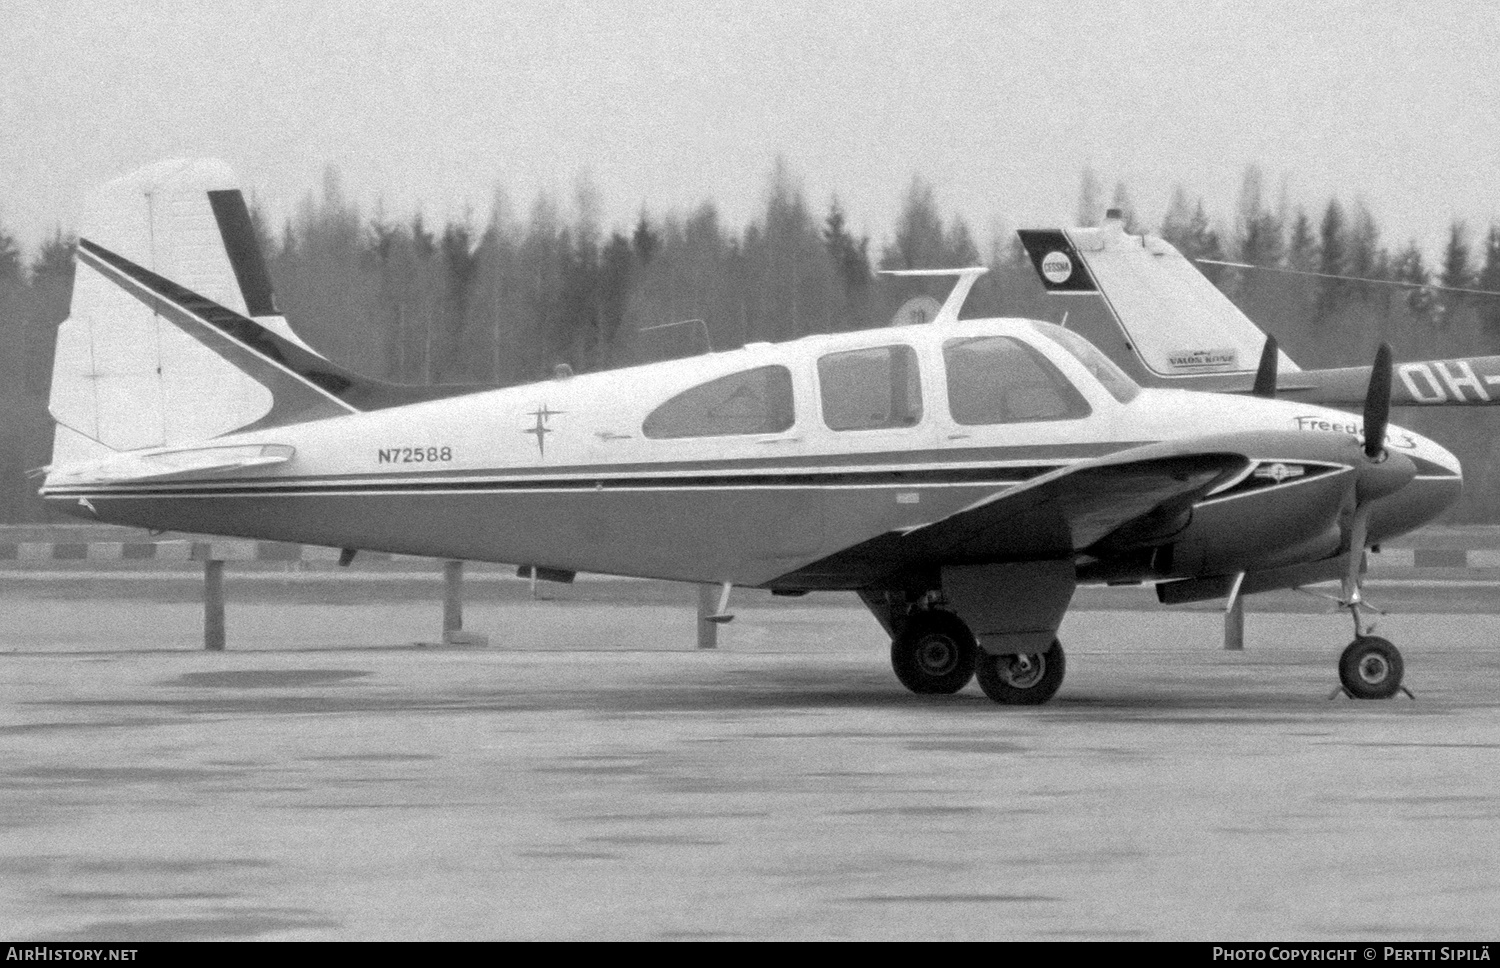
[696,583,718,649]
[441,560,488,646]
[204,558,225,651]
[443,560,463,636]
[1223,593,1245,651]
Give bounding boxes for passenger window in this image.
[943,336,1091,424]
[643,365,795,439]
[818,345,923,431]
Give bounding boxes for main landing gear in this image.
[889,609,1066,705]
[890,611,976,694]
[974,639,1066,706]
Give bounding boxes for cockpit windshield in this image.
[1030,321,1141,403]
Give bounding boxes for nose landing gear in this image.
[1337,635,1406,700]
[1328,585,1413,700]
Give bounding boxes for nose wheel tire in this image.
[974,639,1066,706]
[1338,636,1404,700]
[890,611,977,694]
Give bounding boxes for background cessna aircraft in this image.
[37,161,1465,705]
[1016,212,1500,409]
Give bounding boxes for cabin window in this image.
[818,345,923,431]
[943,336,1092,424]
[642,365,795,439]
[1031,321,1141,403]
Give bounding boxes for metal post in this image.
[443,560,463,637]
[696,583,717,650]
[437,560,487,647]
[1223,593,1245,651]
[204,558,225,652]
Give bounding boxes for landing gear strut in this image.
[1332,554,1408,700]
[890,611,976,694]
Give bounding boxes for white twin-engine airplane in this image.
[39,160,1464,705]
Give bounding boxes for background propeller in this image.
[1362,343,1392,461]
[1252,335,1279,398]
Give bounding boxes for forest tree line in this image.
[3,162,1500,523]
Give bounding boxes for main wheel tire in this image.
[890,611,977,695]
[974,639,1066,706]
[1338,636,1404,700]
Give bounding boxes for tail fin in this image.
[1017,213,1299,384]
[48,159,348,467]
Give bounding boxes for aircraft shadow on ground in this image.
[25,662,1438,721]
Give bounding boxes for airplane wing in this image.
[774,440,1252,589]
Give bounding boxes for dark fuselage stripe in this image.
[43,466,1057,499]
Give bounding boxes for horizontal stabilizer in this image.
[47,444,294,486]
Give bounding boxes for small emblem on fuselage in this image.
[1041,251,1073,284]
[524,405,564,456]
[1252,462,1304,484]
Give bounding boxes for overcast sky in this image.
[2,0,1497,260]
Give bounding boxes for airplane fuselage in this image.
[42,318,1462,592]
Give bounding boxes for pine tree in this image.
[438,220,479,381]
[883,175,945,270]
[1234,165,1283,267]
[1159,194,1224,286]
[942,217,981,266]
[1391,240,1429,285]
[1441,220,1474,291]
[1476,224,1500,346]
[1159,187,1196,248]
[822,198,870,294]
[29,228,74,288]
[1347,200,1382,283]
[1109,181,1140,233]
[632,212,660,265]
[1286,209,1318,270]
[25,229,76,395]
[1317,198,1348,315]
[0,225,21,287]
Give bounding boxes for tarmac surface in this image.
[3,577,1500,940]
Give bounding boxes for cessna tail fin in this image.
[1018,213,1500,409]
[1017,213,1300,382]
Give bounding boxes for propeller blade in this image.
[1252,335,1278,398]
[1363,343,1393,460]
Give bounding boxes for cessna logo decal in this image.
[1041,251,1073,284]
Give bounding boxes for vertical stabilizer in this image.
[47,159,321,465]
[1018,214,1299,383]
